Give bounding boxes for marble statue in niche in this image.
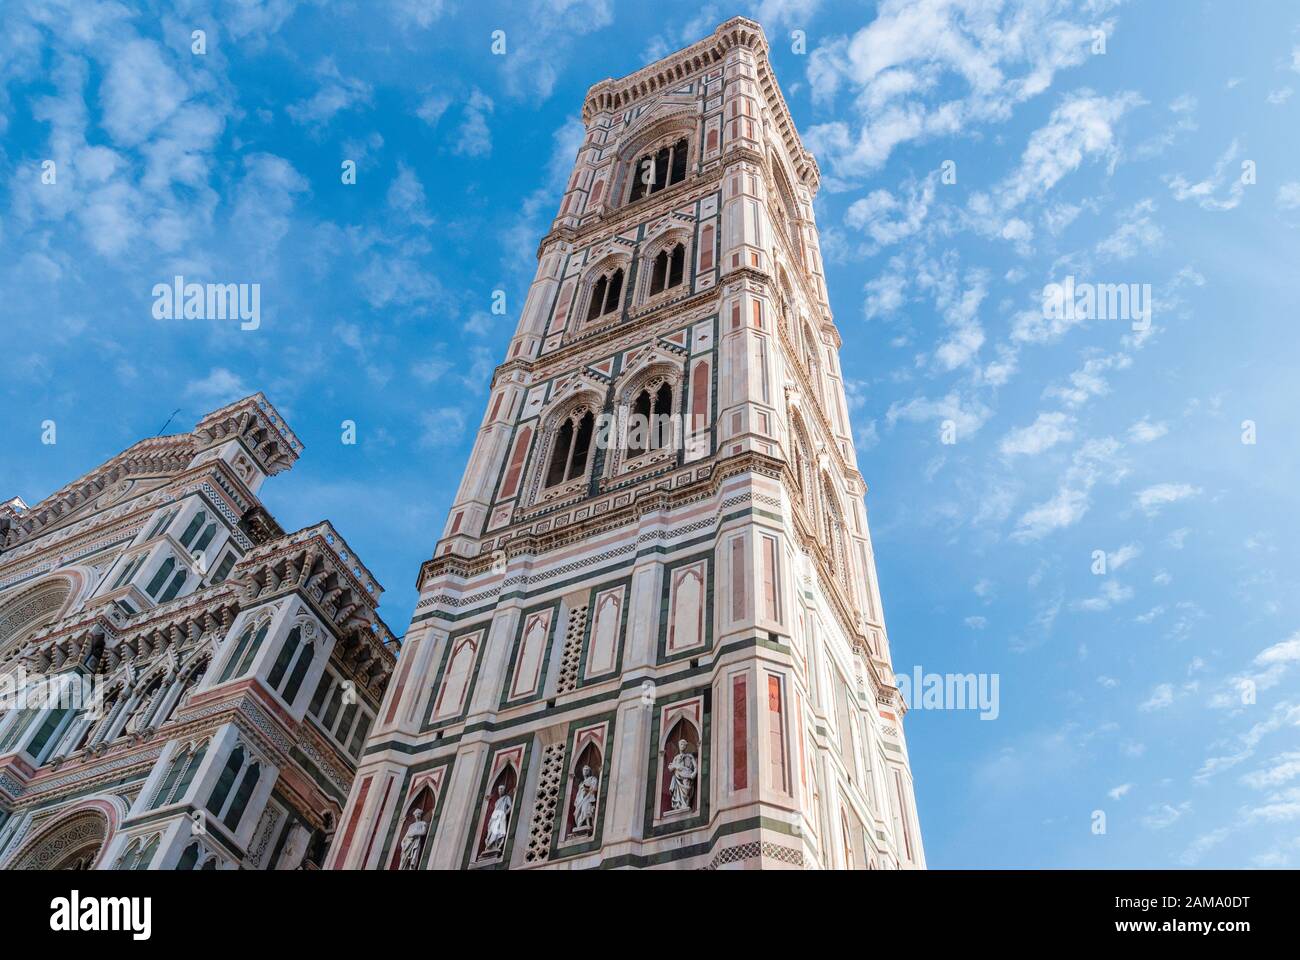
[399,808,428,870]
[483,784,513,854]
[571,765,598,834]
[668,739,697,812]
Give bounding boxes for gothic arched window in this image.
[771,157,803,259]
[144,557,176,599]
[267,626,315,706]
[177,841,203,870]
[544,410,595,488]
[218,620,270,684]
[192,521,218,553]
[179,510,207,549]
[820,475,850,590]
[626,381,675,459]
[207,744,262,831]
[648,243,685,296]
[157,566,188,603]
[585,268,624,323]
[628,137,688,203]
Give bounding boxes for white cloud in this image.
[1012,437,1127,541]
[995,91,1140,209]
[1107,783,1133,800]
[415,92,451,127]
[1135,482,1200,516]
[1127,417,1168,443]
[1242,751,1300,790]
[1139,683,1174,712]
[287,59,372,126]
[1044,353,1132,407]
[1256,634,1300,667]
[1013,486,1088,541]
[863,269,907,319]
[232,154,310,253]
[1277,182,1300,210]
[1109,542,1142,570]
[964,615,988,630]
[999,411,1074,457]
[100,39,185,147]
[418,406,466,448]
[500,0,615,101]
[388,0,449,29]
[804,0,1108,177]
[454,89,494,157]
[1096,198,1162,261]
[1245,787,1300,823]
[1142,800,1189,829]
[1165,139,1248,211]
[1135,605,1164,624]
[844,172,937,250]
[1266,86,1293,105]
[387,163,433,226]
[886,390,992,438]
[184,368,249,410]
[1072,579,1134,612]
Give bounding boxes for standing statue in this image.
[276,823,311,871]
[571,765,599,834]
[399,808,428,870]
[667,739,697,812]
[483,784,513,854]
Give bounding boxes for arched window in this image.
[125,673,166,734]
[648,243,685,296]
[790,414,816,520]
[218,621,270,684]
[544,410,595,488]
[628,137,688,202]
[192,522,218,553]
[771,157,803,259]
[157,567,188,603]
[145,509,178,541]
[128,835,159,870]
[118,837,156,870]
[820,475,851,590]
[74,684,122,751]
[267,626,315,706]
[179,511,207,550]
[207,744,262,831]
[626,381,675,459]
[156,657,209,727]
[112,553,145,590]
[176,841,203,870]
[150,740,208,809]
[144,557,176,599]
[584,268,624,323]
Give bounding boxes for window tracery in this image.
[627,137,688,203]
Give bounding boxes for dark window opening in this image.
[628,138,689,204]
[649,244,686,296]
[586,269,624,322]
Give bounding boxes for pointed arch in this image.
[0,575,77,664]
[523,388,604,508]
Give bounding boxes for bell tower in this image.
[331,16,924,870]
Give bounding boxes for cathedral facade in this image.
[332,18,924,870]
[0,394,395,870]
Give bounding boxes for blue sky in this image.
[3,0,1300,868]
